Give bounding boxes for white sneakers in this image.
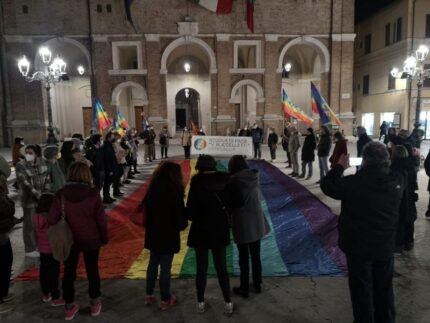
[197,302,205,313]
[197,301,234,316]
[25,251,40,258]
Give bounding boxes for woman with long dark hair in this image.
[142,162,188,310]
[58,141,75,177]
[329,132,348,168]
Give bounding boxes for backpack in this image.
[160,134,167,145]
[47,194,74,261]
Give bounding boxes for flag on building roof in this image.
[124,0,137,32]
[117,111,129,129]
[190,0,234,14]
[94,99,111,133]
[247,0,255,33]
[311,82,341,126]
[282,89,314,126]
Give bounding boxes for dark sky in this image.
[356,0,397,23]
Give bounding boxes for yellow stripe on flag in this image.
[124,160,196,279]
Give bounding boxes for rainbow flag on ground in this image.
[282,89,314,126]
[311,82,341,126]
[17,160,346,281]
[93,99,111,133]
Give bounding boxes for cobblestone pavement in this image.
[1,142,429,322]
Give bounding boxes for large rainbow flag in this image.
[18,160,346,281]
[93,99,111,133]
[282,89,314,126]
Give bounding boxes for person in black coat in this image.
[299,128,316,180]
[390,145,418,252]
[186,155,241,316]
[356,126,372,157]
[321,142,404,323]
[85,134,105,191]
[316,126,331,184]
[102,132,118,204]
[282,126,292,167]
[425,150,430,220]
[142,162,188,310]
[267,128,278,162]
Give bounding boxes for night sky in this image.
[356,0,397,23]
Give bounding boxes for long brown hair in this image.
[145,162,184,201]
[67,161,93,186]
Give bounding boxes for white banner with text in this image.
[191,136,253,157]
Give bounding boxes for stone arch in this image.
[111,81,148,106]
[160,36,217,74]
[34,37,91,71]
[229,79,265,104]
[277,36,330,73]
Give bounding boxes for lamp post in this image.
[17,46,67,145]
[391,44,430,131]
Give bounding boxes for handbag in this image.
[47,194,74,261]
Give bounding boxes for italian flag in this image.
[193,0,234,14]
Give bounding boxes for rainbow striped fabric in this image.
[311,82,341,126]
[18,160,346,281]
[94,99,111,133]
[282,89,314,126]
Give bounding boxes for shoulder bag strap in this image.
[61,194,66,221]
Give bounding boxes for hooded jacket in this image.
[187,171,241,249]
[228,169,270,244]
[321,165,404,260]
[48,183,108,251]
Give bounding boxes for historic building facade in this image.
[0,0,355,146]
[354,0,430,138]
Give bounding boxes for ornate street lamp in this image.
[17,47,67,145]
[391,44,430,132]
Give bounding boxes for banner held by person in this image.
[191,136,253,157]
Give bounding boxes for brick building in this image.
[0,0,355,146]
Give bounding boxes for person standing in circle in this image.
[227,155,270,298]
[48,162,107,321]
[186,155,237,316]
[181,127,193,159]
[316,126,332,184]
[142,162,188,310]
[268,128,278,162]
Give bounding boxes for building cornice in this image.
[332,33,356,42]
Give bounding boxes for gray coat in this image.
[229,169,271,244]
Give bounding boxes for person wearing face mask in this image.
[12,137,25,190]
[58,141,75,177]
[181,127,192,159]
[85,134,105,191]
[141,126,156,163]
[44,145,66,193]
[16,145,50,257]
[251,123,264,159]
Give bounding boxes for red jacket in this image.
[32,213,52,254]
[48,183,108,251]
[329,139,348,168]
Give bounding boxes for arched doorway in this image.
[111,81,148,134]
[279,36,330,131]
[162,36,216,135]
[175,88,200,130]
[35,37,93,138]
[230,80,265,131]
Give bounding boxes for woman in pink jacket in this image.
[33,193,64,306]
[48,162,108,321]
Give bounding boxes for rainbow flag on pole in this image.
[282,89,314,126]
[94,99,111,133]
[117,111,129,129]
[311,82,341,126]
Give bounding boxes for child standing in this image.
[32,193,64,306]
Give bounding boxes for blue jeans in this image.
[301,161,313,177]
[318,156,329,180]
[146,252,174,301]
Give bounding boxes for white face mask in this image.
[79,144,84,150]
[25,154,35,162]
